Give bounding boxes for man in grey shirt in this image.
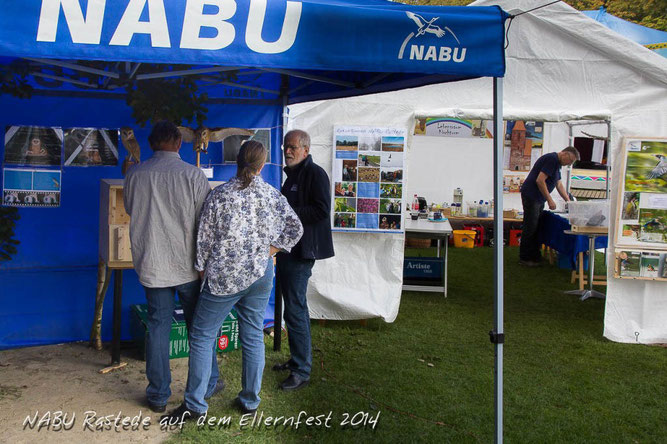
[123,121,221,413]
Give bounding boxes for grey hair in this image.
[562,146,580,161]
[284,129,310,149]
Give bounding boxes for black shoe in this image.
[160,403,205,423]
[518,259,541,267]
[147,401,166,413]
[204,379,225,400]
[272,361,290,372]
[280,373,309,391]
[232,397,257,415]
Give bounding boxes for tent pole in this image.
[274,75,289,352]
[492,77,504,444]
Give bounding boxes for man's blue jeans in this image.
[184,259,274,414]
[144,279,219,406]
[276,254,315,379]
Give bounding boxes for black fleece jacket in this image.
[281,155,335,260]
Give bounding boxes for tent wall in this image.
[287,101,415,322]
[289,0,667,342]
[0,93,283,349]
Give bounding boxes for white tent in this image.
[287,0,667,343]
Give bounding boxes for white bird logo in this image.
[399,11,460,59]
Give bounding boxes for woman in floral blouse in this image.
[167,140,303,419]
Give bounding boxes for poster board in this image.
[331,126,406,232]
[614,137,667,281]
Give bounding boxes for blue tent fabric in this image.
[582,8,667,57]
[0,1,507,349]
[0,0,508,102]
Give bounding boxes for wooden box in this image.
[99,179,133,268]
[99,179,225,269]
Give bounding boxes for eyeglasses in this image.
[283,144,303,152]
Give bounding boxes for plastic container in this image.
[567,200,610,227]
[453,230,477,248]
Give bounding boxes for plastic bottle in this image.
[412,194,420,212]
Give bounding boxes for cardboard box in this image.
[131,304,239,360]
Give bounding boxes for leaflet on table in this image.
[331,126,406,233]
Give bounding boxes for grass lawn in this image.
[171,246,666,443]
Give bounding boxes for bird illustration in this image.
[624,196,638,219]
[51,178,60,189]
[646,154,667,180]
[406,11,460,43]
[120,127,141,176]
[642,218,665,231]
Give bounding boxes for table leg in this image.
[580,235,606,301]
[444,235,449,298]
[578,252,584,291]
[111,269,122,365]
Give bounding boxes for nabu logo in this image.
[398,11,466,63]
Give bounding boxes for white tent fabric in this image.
[288,0,667,342]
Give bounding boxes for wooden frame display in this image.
[613,137,667,281]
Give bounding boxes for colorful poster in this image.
[332,126,406,233]
[4,126,62,166]
[640,252,661,278]
[615,138,667,257]
[623,140,667,193]
[3,168,61,207]
[64,128,119,166]
[414,117,496,138]
[505,120,544,172]
[503,175,525,193]
[618,251,641,277]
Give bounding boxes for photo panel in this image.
[357,182,379,198]
[379,214,401,230]
[4,126,62,166]
[380,183,402,199]
[357,198,379,214]
[357,153,380,168]
[380,167,403,184]
[624,140,667,193]
[358,167,380,182]
[334,182,356,197]
[3,168,61,207]
[621,191,640,221]
[358,133,381,151]
[333,213,356,228]
[381,136,404,152]
[335,135,358,151]
[64,128,119,166]
[223,129,271,163]
[334,197,356,213]
[380,198,401,214]
[381,152,403,168]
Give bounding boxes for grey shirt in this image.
[123,150,210,288]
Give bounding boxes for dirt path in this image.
[0,342,188,443]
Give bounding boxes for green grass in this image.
[170,246,666,443]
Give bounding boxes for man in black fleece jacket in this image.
[274,129,334,391]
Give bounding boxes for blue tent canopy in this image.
[583,8,667,57]
[0,0,507,102]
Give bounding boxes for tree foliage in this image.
[0,207,20,261]
[399,0,667,31]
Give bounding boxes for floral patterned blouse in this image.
[196,176,303,296]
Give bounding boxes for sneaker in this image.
[160,403,205,423]
[204,379,225,400]
[232,397,257,415]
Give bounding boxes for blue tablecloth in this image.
[538,211,608,269]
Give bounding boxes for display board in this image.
[331,126,406,232]
[3,125,122,208]
[614,137,667,281]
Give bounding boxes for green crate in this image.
[131,304,239,359]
